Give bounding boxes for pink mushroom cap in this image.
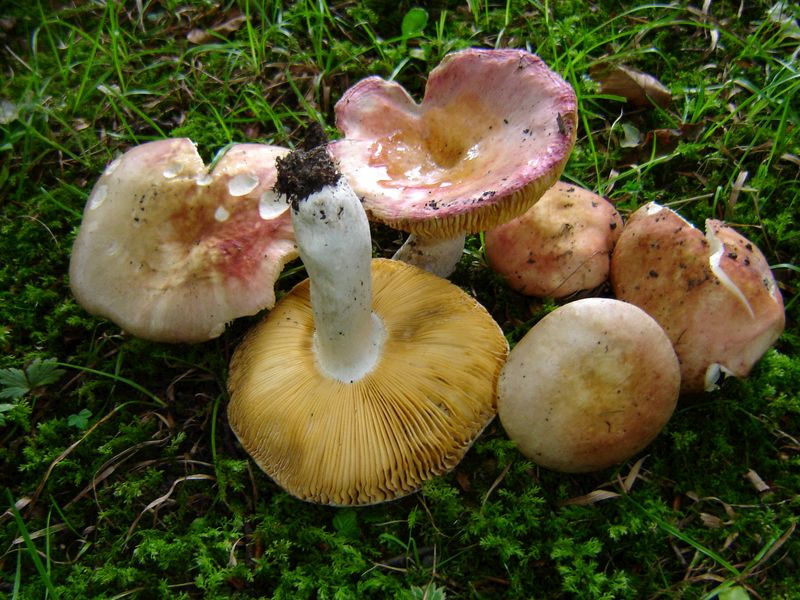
[485,181,623,297]
[69,139,297,343]
[328,48,578,238]
[610,203,785,392]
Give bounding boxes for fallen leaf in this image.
[187,14,247,44]
[558,489,620,506]
[591,64,672,108]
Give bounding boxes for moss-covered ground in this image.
[1,1,798,598]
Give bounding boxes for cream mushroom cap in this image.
[69,139,297,343]
[328,48,578,239]
[498,298,680,473]
[610,202,785,392]
[485,181,623,297]
[227,258,508,505]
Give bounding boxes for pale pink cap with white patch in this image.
[69,139,297,343]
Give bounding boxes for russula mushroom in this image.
[227,143,508,505]
[610,202,785,392]
[69,139,297,343]
[498,298,680,473]
[328,47,578,277]
[485,181,623,297]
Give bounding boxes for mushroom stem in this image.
[392,232,466,278]
[285,153,386,383]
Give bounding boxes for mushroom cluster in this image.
[493,200,784,474]
[67,47,786,496]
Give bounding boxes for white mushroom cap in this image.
[610,203,785,392]
[69,139,297,343]
[485,181,623,297]
[498,298,680,473]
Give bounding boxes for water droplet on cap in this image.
[228,173,259,197]
[196,174,213,186]
[214,206,230,222]
[163,163,183,178]
[89,185,108,209]
[258,192,289,220]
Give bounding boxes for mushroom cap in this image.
[610,203,785,392]
[497,298,680,473]
[69,139,297,343]
[328,48,578,238]
[485,181,623,297]
[227,258,509,505]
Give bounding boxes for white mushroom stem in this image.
[392,232,466,278]
[292,177,386,383]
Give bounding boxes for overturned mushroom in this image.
[498,298,680,473]
[610,203,785,392]
[485,181,623,297]
[328,48,577,277]
[69,139,297,343]
[227,144,508,505]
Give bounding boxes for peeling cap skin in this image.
[328,48,578,239]
[497,298,680,473]
[228,258,508,505]
[69,139,297,343]
[610,203,785,392]
[485,181,623,297]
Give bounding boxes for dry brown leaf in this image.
[700,512,724,528]
[591,64,672,108]
[558,489,620,507]
[744,468,771,493]
[187,14,247,44]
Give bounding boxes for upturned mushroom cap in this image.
[227,258,509,505]
[497,298,680,473]
[485,181,623,297]
[69,139,297,343]
[610,203,785,392]
[328,48,578,238]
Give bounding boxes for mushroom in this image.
[610,202,785,392]
[69,139,297,343]
[485,181,623,297]
[497,298,680,473]
[328,48,578,277]
[226,143,508,505]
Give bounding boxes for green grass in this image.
[1,1,798,598]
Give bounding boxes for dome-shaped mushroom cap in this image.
[227,258,509,506]
[485,181,623,297]
[328,48,578,238]
[497,298,680,473]
[69,139,297,343]
[610,203,785,392]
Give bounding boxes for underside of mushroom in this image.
[227,145,508,505]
